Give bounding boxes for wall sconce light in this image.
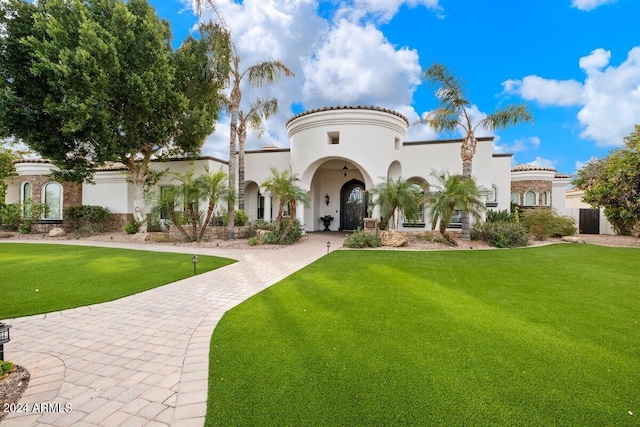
[325,194,330,206]
[343,163,348,177]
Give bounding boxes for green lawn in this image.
[0,243,235,319]
[206,244,640,426]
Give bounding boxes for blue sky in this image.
[149,0,640,175]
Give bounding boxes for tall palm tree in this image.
[195,1,294,239]
[237,98,278,210]
[371,177,426,230]
[427,171,486,245]
[422,63,533,239]
[226,57,293,239]
[262,167,310,244]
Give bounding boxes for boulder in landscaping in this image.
[380,230,408,247]
[48,227,66,237]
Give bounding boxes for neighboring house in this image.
[4,106,571,233]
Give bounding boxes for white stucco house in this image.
[4,106,573,233]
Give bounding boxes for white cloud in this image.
[336,0,443,24]
[494,136,541,154]
[578,47,640,146]
[185,0,435,158]
[502,76,583,106]
[528,157,556,169]
[503,47,640,148]
[571,0,617,11]
[301,19,421,108]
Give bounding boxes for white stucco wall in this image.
[4,177,20,204]
[287,107,408,191]
[83,170,131,214]
[491,154,513,212]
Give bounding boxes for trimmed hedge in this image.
[64,205,113,235]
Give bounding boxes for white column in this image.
[296,200,305,226]
[264,194,272,222]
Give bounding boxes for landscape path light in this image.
[0,322,12,361]
[326,241,331,255]
[192,254,198,275]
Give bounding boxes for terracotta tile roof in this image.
[286,105,410,126]
[511,164,557,172]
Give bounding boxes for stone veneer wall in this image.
[169,225,247,240]
[18,175,82,211]
[511,180,552,206]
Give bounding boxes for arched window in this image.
[43,182,62,219]
[21,182,33,217]
[486,185,498,207]
[524,191,537,206]
[488,185,498,202]
[510,191,520,205]
[542,191,550,206]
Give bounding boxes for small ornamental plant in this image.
[0,360,14,379]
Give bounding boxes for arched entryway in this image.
[340,179,366,231]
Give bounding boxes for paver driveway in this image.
[2,232,344,426]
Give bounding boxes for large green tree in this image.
[422,63,533,240]
[573,125,640,235]
[0,0,227,230]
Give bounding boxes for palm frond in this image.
[247,60,295,87]
[477,104,533,132]
[422,108,462,133]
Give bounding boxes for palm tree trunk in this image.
[238,125,246,211]
[460,160,473,241]
[198,203,216,242]
[227,96,239,240]
[460,136,475,241]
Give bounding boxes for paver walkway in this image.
[2,232,344,427]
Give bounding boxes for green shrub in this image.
[123,216,140,234]
[244,220,272,238]
[344,229,382,248]
[263,218,304,245]
[222,209,249,226]
[478,221,529,248]
[247,236,260,246]
[486,209,515,223]
[64,205,113,235]
[0,202,46,233]
[521,208,577,240]
[0,360,13,377]
[0,203,22,230]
